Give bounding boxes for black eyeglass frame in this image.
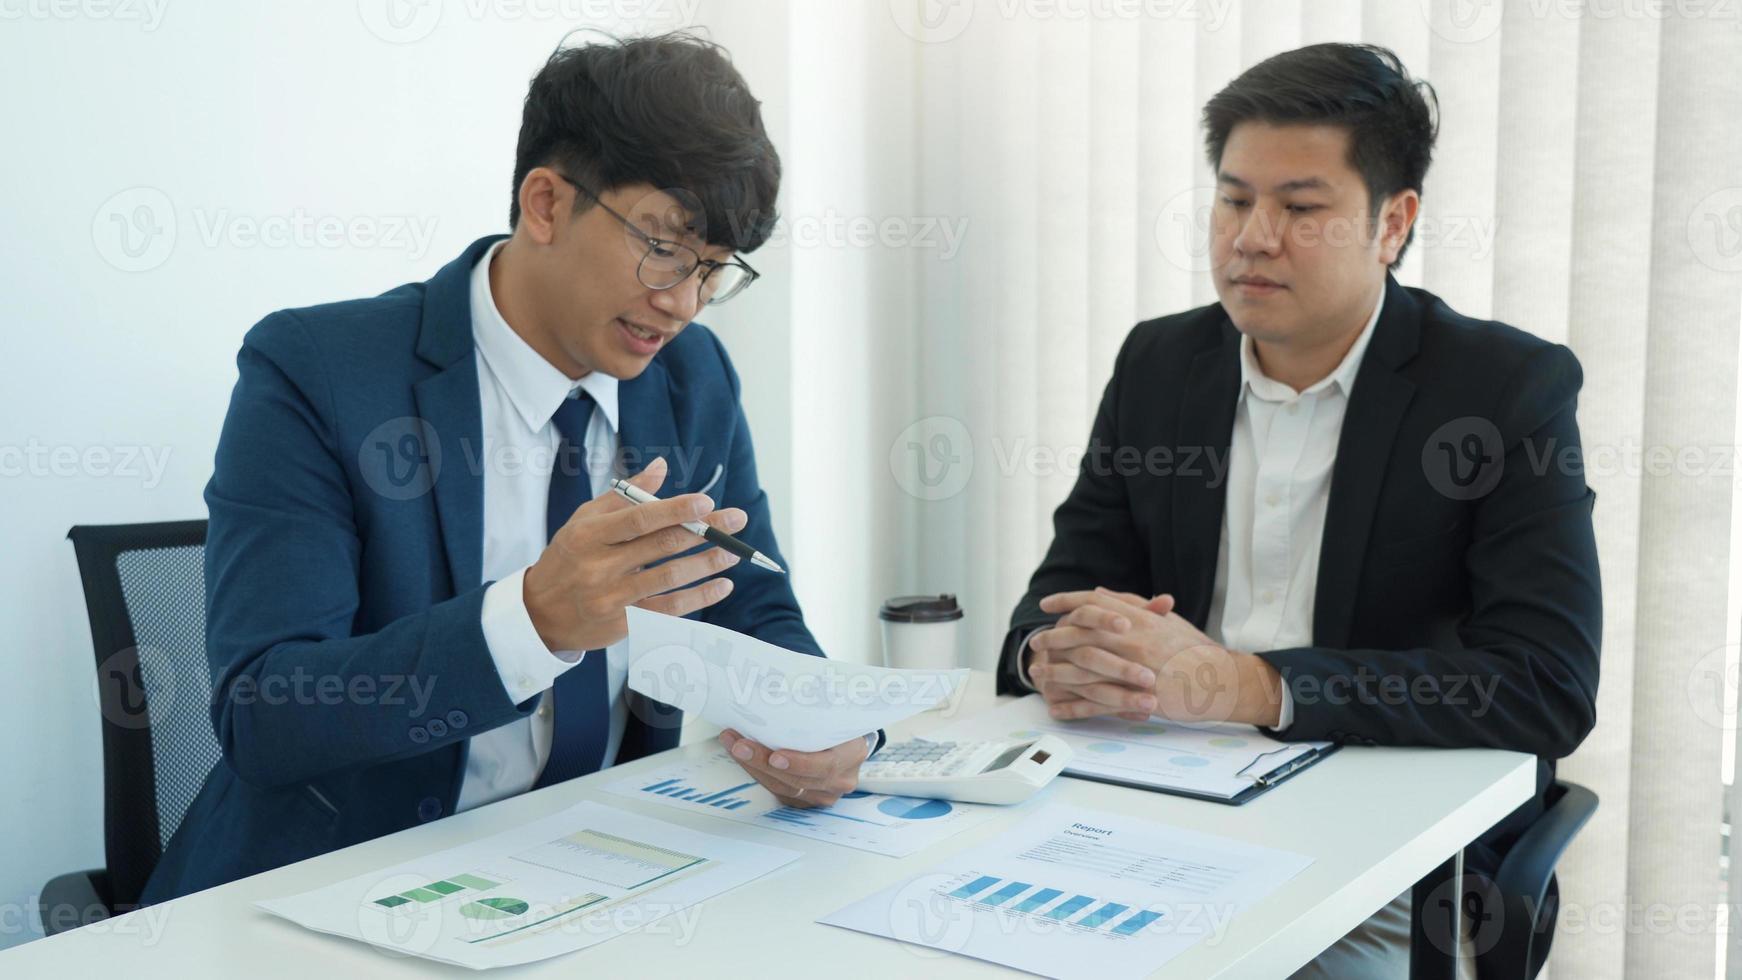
[556,173,761,306]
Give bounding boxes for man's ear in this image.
[1378,189,1420,266]
[516,167,568,247]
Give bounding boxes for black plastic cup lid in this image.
[879,594,963,623]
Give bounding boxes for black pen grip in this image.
[701,524,758,562]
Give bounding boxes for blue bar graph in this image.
[1078,903,1129,928]
[766,806,882,826]
[1113,910,1164,936]
[941,877,1149,936]
[697,782,755,805]
[641,776,754,810]
[1045,895,1095,921]
[949,876,1000,900]
[1013,888,1063,913]
[984,882,1033,907]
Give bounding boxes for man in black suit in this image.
[999,43,1599,978]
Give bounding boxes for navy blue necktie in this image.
[533,390,611,789]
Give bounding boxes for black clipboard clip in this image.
[1234,745,1333,789]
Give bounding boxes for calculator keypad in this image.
[863,740,991,779]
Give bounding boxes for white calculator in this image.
[857,735,1073,805]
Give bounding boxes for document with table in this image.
[936,694,1336,804]
[819,804,1314,980]
[254,801,798,970]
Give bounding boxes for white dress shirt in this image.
[458,240,631,812]
[1015,293,1383,732]
[1204,290,1384,730]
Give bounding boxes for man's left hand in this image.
[717,729,871,808]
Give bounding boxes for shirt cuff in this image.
[1014,626,1052,692]
[1274,680,1295,731]
[481,566,582,705]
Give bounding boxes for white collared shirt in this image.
[1205,289,1385,729]
[458,240,631,812]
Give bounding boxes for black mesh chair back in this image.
[65,520,220,909]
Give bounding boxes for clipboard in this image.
[1057,742,1340,806]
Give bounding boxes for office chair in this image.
[39,521,220,936]
[1474,779,1599,980]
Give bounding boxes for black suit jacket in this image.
[998,275,1601,876]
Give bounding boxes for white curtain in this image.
[748,1,1742,975]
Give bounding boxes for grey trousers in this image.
[1287,891,1478,980]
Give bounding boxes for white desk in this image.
[5,673,1533,978]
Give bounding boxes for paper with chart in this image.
[606,749,998,857]
[254,801,798,970]
[935,694,1333,800]
[820,804,1313,979]
[625,607,967,752]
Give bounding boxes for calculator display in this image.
[980,742,1033,773]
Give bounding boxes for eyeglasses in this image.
[557,174,760,306]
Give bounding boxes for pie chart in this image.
[460,897,529,920]
[877,797,954,820]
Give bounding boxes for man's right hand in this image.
[522,456,746,654]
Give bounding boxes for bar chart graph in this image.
[638,776,755,810]
[939,873,1166,939]
[608,753,997,857]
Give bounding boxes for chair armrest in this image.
[39,869,114,936]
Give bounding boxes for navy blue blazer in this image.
[144,235,822,903]
[997,275,1601,878]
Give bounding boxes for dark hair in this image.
[1202,43,1438,264]
[510,31,780,252]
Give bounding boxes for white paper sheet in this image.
[254,801,799,970]
[820,804,1313,979]
[624,607,967,751]
[606,749,1000,857]
[934,694,1333,800]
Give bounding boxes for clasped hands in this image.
[1026,587,1285,728]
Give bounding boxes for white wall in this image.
[0,0,861,946]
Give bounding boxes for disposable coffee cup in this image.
[880,595,966,713]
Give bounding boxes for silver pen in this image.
[608,478,785,573]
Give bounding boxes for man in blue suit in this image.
[144,33,872,903]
